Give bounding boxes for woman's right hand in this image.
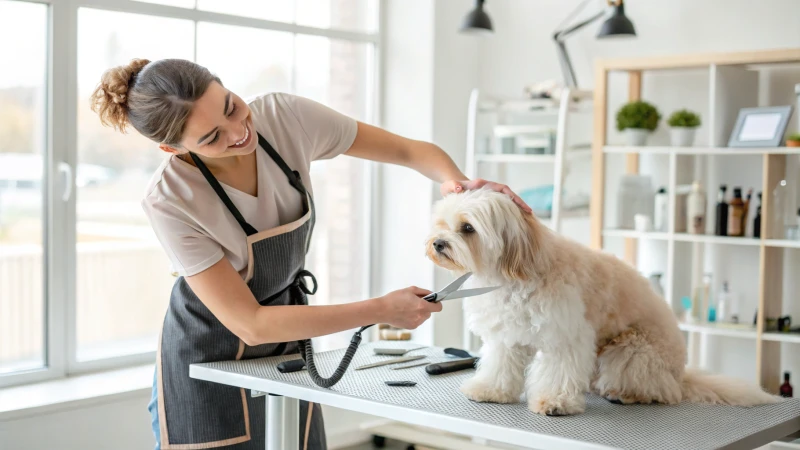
[376,286,442,330]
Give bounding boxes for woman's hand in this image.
[440,179,533,213]
[375,286,442,330]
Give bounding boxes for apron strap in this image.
[189,152,259,236]
[188,131,310,236]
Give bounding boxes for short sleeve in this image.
[278,93,358,161]
[142,195,224,277]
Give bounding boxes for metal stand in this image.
[266,394,299,450]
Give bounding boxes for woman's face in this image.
[163,81,257,158]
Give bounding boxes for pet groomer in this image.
[90,58,532,450]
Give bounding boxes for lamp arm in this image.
[552,10,604,88]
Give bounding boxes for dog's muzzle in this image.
[433,239,448,253]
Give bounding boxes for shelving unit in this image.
[463,87,594,352]
[590,48,800,395]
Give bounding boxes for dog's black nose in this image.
[433,239,447,253]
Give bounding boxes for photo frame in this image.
[728,106,794,148]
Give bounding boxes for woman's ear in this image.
[159,143,182,155]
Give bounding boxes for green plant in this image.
[616,101,661,132]
[787,132,800,142]
[667,109,701,128]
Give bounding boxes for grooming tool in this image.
[425,357,479,375]
[444,347,472,358]
[355,355,426,371]
[422,272,501,303]
[277,359,306,373]
[385,381,417,387]
[374,346,427,356]
[391,360,430,370]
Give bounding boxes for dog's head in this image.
[425,188,551,282]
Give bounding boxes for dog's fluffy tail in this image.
[681,369,781,406]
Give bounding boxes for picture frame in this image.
[728,105,794,148]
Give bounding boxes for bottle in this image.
[717,281,730,323]
[780,372,793,398]
[753,192,762,238]
[741,188,752,236]
[715,185,728,236]
[728,187,745,237]
[654,187,668,232]
[687,181,706,234]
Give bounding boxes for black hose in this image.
[298,324,374,388]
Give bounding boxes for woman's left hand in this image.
[440,179,533,213]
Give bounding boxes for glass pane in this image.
[296,36,371,350]
[76,9,194,362]
[196,0,294,23]
[295,0,378,33]
[0,0,48,375]
[295,35,371,121]
[197,22,293,99]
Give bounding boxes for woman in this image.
[91,58,531,450]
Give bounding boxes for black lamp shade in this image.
[460,0,493,34]
[597,3,636,38]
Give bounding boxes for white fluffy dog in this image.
[425,187,779,416]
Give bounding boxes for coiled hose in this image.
[298,324,374,388]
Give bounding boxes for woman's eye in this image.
[208,133,219,145]
[461,223,475,233]
[227,104,236,117]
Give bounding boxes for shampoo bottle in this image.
[754,192,762,238]
[728,187,745,237]
[715,185,728,236]
[654,187,668,232]
[687,181,706,234]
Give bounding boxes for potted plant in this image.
[667,109,701,147]
[787,132,800,147]
[616,101,661,146]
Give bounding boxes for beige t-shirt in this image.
[141,92,358,278]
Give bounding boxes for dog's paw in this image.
[460,378,520,404]
[528,393,586,416]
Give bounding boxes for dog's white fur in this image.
[425,188,779,416]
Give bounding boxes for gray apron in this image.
[155,132,326,449]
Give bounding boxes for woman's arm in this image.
[185,256,440,346]
[344,122,466,183]
[345,122,532,212]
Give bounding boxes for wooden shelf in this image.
[603,146,800,155]
[602,229,669,240]
[765,239,800,249]
[762,332,800,344]
[673,233,761,246]
[476,149,592,164]
[678,321,758,340]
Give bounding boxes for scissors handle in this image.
[423,292,438,302]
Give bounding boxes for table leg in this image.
[266,394,299,450]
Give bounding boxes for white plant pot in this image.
[625,128,650,146]
[670,127,697,147]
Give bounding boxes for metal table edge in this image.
[189,363,618,450]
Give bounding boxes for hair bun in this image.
[90,58,151,132]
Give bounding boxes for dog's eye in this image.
[461,223,475,234]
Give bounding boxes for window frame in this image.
[0,0,382,388]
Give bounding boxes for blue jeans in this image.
[148,368,161,450]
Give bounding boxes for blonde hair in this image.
[90,58,220,146]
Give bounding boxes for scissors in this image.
[422,272,500,303]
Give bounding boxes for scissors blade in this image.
[438,286,500,302]
[423,272,473,301]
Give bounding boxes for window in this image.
[0,0,48,375]
[2,0,379,386]
[75,8,194,362]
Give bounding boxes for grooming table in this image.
[190,343,800,450]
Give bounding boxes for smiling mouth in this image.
[230,122,250,148]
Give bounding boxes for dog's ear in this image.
[499,213,549,281]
